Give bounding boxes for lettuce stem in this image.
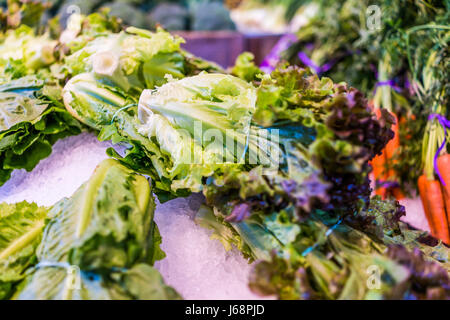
[76,159,118,238]
[0,220,44,259]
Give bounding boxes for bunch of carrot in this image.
[418,117,450,245]
[369,55,412,200]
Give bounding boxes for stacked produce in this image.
[0,2,449,300]
[281,0,450,243]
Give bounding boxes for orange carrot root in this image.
[418,175,435,235]
[385,113,404,200]
[392,188,405,200]
[372,109,405,200]
[385,113,400,159]
[425,179,450,244]
[437,154,450,226]
[371,152,387,199]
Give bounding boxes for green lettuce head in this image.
[64,27,186,94]
[137,73,282,191]
[0,26,57,76]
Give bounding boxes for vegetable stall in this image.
[0,1,449,300]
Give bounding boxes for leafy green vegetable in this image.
[149,3,189,31]
[99,2,154,29]
[0,201,48,300]
[115,263,180,300]
[29,0,235,32]
[0,75,82,186]
[0,19,86,186]
[60,19,226,198]
[196,178,450,299]
[137,73,269,189]
[62,72,174,196]
[63,71,277,195]
[195,205,260,260]
[231,61,393,217]
[283,0,377,94]
[15,262,180,300]
[195,60,449,299]
[37,158,160,270]
[64,26,185,94]
[243,199,449,300]
[2,4,447,301]
[11,159,177,300]
[231,52,263,82]
[0,25,58,73]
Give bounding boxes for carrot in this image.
[392,188,405,200]
[425,179,450,244]
[370,108,387,198]
[372,109,405,199]
[371,152,387,198]
[418,175,436,236]
[437,154,450,225]
[385,112,405,200]
[385,112,400,160]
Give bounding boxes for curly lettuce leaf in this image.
[252,64,393,215]
[0,0,49,31]
[195,205,257,260]
[231,52,263,83]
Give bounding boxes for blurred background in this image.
[0,0,311,67]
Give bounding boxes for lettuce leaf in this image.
[15,263,180,300]
[0,75,82,186]
[62,72,176,196]
[37,159,160,270]
[137,73,274,191]
[246,205,449,300]
[12,159,176,300]
[0,25,57,76]
[0,201,48,300]
[231,52,263,82]
[64,27,185,95]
